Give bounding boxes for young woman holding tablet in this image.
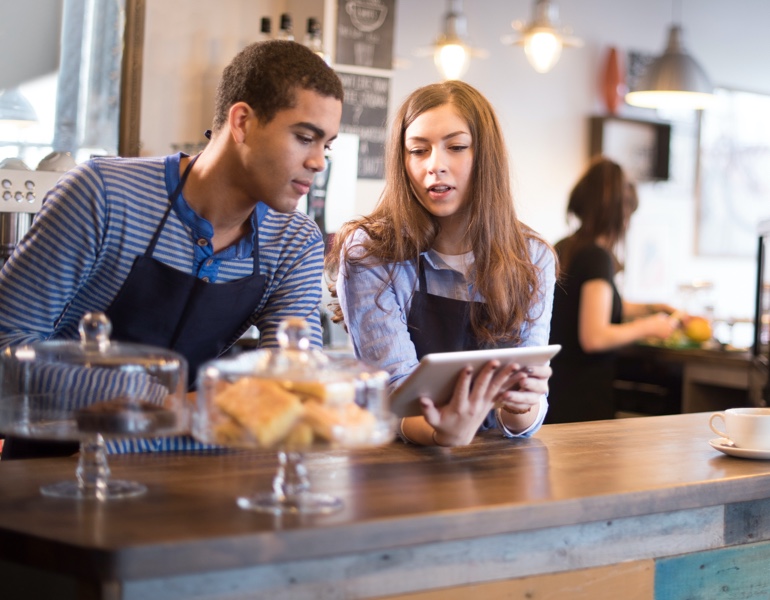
[327,81,556,447]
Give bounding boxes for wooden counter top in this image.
[2,413,770,598]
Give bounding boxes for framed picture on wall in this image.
[696,88,770,257]
[589,116,671,182]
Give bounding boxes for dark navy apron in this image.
[2,155,266,460]
[106,154,267,387]
[406,256,514,429]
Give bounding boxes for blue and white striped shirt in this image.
[0,153,325,452]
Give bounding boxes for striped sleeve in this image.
[253,208,325,349]
[0,162,107,348]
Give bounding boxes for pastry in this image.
[76,398,177,434]
[214,377,304,448]
[303,400,376,445]
[282,380,356,406]
[212,417,250,445]
[211,376,377,449]
[283,421,315,450]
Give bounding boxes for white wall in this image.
[0,1,62,90]
[140,0,324,154]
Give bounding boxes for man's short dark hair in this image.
[212,40,344,131]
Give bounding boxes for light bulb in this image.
[434,43,470,80]
[524,31,562,73]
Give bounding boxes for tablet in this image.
[388,345,561,418]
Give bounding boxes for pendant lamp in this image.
[625,4,714,110]
[420,0,487,80]
[502,0,583,74]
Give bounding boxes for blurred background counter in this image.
[615,344,767,417]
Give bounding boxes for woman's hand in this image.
[495,364,550,414]
[493,364,550,434]
[420,360,519,446]
[643,312,681,340]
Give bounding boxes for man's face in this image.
[241,88,342,213]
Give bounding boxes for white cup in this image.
[709,408,770,450]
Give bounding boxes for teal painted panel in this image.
[655,541,770,599]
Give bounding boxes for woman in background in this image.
[547,157,680,423]
[327,81,556,447]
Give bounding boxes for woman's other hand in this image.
[495,363,550,413]
[643,312,681,340]
[493,363,549,433]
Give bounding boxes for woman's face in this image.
[404,103,473,221]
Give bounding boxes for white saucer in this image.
[709,438,770,460]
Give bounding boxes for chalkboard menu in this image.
[335,0,396,70]
[338,71,389,180]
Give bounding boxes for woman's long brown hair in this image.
[557,156,638,272]
[326,81,551,346]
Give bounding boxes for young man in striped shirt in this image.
[0,40,344,457]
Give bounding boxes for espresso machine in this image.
[0,159,66,268]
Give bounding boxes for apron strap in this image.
[250,210,260,276]
[146,153,259,276]
[418,255,428,292]
[145,154,200,257]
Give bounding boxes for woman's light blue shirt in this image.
[337,228,556,437]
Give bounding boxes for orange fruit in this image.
[684,316,712,343]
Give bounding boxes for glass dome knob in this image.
[78,312,112,351]
[276,318,311,351]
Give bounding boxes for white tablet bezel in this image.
[388,345,561,418]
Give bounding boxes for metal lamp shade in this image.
[625,25,714,110]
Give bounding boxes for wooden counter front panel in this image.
[378,561,655,600]
[655,541,770,599]
[117,506,721,599]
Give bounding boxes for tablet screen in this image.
[388,345,561,418]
